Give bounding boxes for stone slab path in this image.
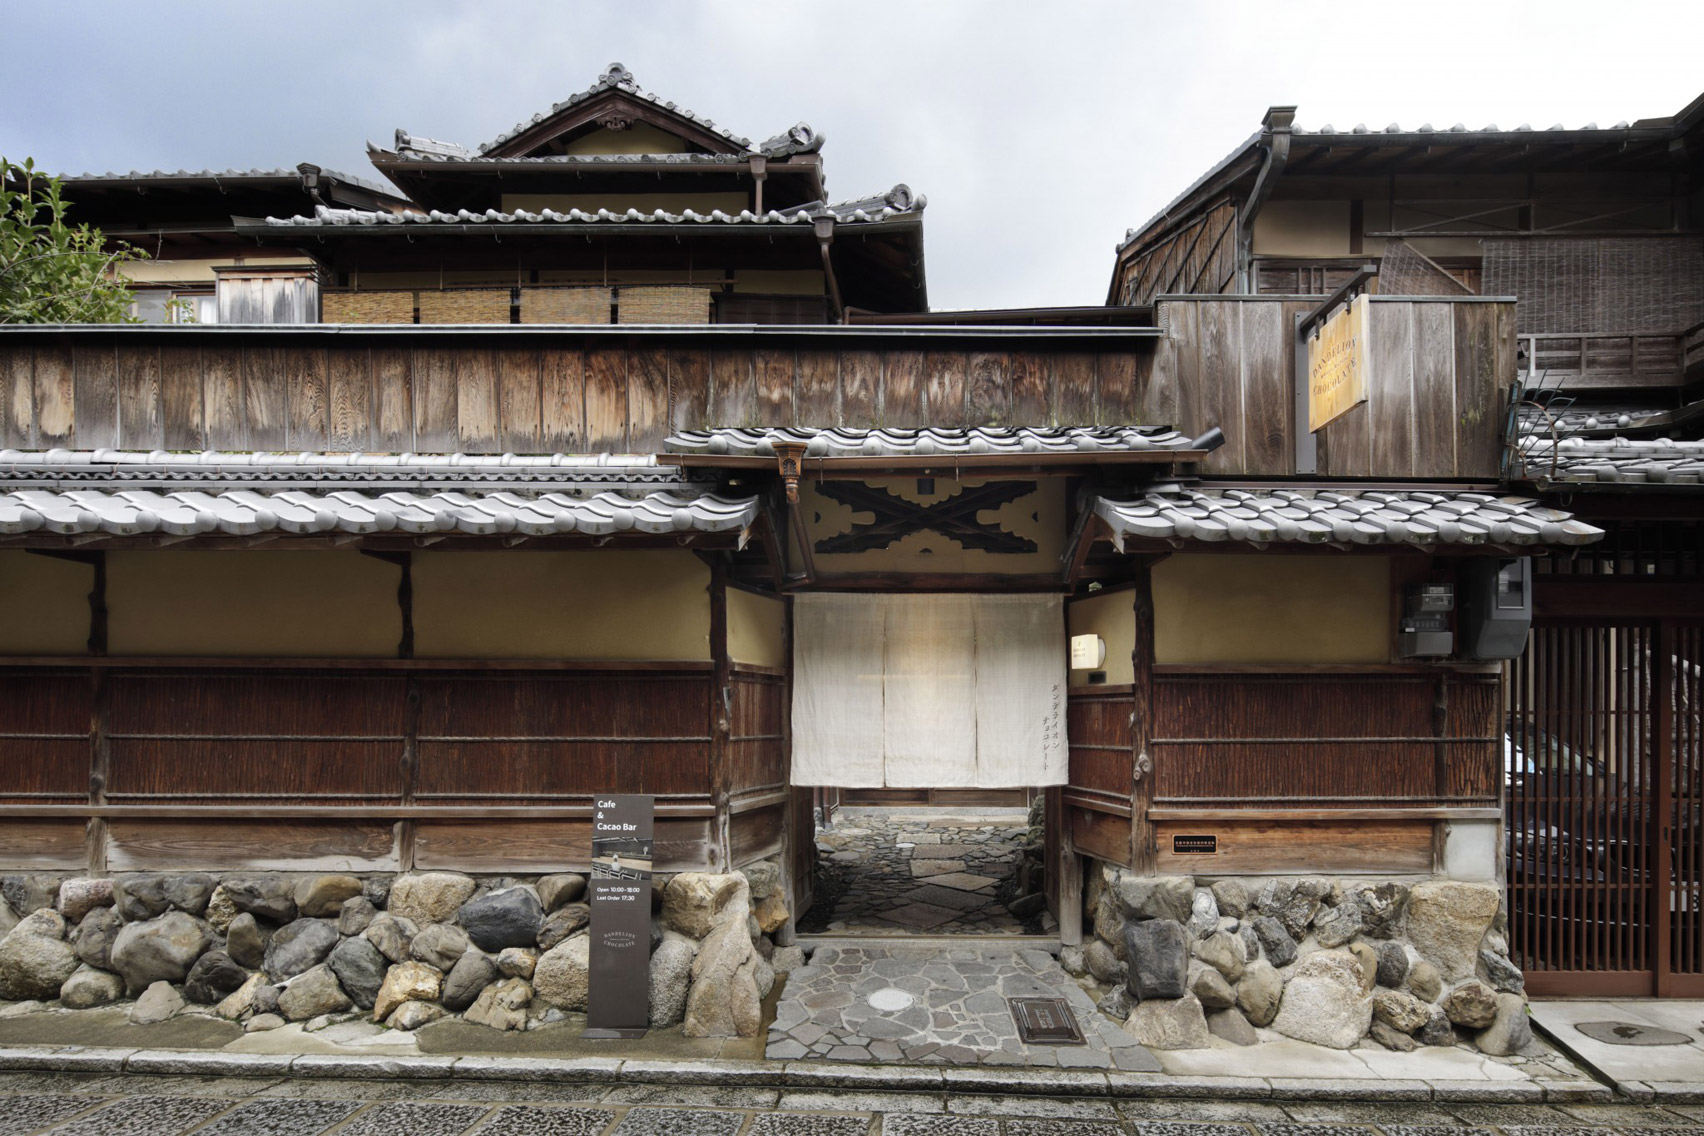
[2,1068,1703,1135]
[803,811,1039,936]
[768,944,1155,1070]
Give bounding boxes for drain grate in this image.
[1009,996,1086,1045]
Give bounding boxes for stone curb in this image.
[0,1044,1619,1103]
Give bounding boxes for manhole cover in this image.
[867,988,915,1012]
[1576,1020,1694,1046]
[1009,996,1086,1045]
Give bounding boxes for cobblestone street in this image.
[2,1069,1703,1135]
[801,810,1043,935]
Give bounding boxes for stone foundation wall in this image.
[1062,866,1529,1056]
[0,863,795,1038]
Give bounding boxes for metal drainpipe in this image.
[750,156,768,215]
[1238,106,1295,292]
[815,217,845,323]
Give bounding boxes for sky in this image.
[4,1,1701,311]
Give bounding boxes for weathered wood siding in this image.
[1150,297,1510,478]
[1114,198,1241,307]
[0,663,718,873]
[0,302,1513,477]
[1150,669,1501,808]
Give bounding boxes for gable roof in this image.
[478,63,760,158]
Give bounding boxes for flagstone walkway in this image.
[766,943,1158,1070]
[802,810,1041,936]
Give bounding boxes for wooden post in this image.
[1655,619,1675,996]
[776,593,799,946]
[709,558,732,873]
[1058,795,1083,948]
[1131,561,1158,874]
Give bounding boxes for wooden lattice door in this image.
[1507,619,1704,996]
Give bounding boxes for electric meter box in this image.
[1459,556,1532,660]
[1398,581,1455,658]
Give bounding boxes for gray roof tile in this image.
[0,485,756,539]
[666,426,1195,458]
[261,185,921,231]
[60,166,402,199]
[1094,487,1601,548]
[0,449,676,491]
[1515,436,1704,485]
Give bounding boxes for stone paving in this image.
[803,810,1041,936]
[767,944,1156,1069]
[2,1070,1704,1135]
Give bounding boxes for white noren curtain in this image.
[791,593,1066,788]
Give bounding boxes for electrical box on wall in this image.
[1398,581,1454,658]
[1459,556,1532,660]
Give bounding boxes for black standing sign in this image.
[584,794,654,1038]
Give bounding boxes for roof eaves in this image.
[478,63,755,155]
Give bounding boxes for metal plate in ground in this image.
[1576,1020,1695,1046]
[1009,996,1086,1045]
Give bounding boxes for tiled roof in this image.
[60,166,401,198]
[1514,436,1704,485]
[666,426,1196,458]
[481,63,753,154]
[0,486,757,539]
[1515,403,1671,438]
[1094,487,1601,548]
[0,449,676,490]
[391,123,823,164]
[1294,119,1636,137]
[260,185,921,231]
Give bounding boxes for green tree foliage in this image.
[1,157,144,323]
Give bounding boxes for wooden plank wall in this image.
[1065,686,1135,869]
[1152,298,1509,479]
[0,337,1162,456]
[1314,300,1512,478]
[0,303,1513,477]
[1114,198,1241,307]
[1149,670,1501,808]
[726,667,788,869]
[0,665,717,873]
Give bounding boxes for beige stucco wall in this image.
[1153,554,1390,664]
[106,552,401,657]
[561,122,693,155]
[1067,588,1135,687]
[413,550,710,660]
[0,551,92,655]
[727,588,785,668]
[1252,200,1352,257]
[803,478,1065,575]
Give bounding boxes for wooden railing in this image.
[1521,331,1687,388]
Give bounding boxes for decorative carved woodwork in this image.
[813,481,1038,554]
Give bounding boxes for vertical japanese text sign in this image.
[586,794,654,1036]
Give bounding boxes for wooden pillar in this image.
[1655,619,1676,996]
[1131,561,1157,875]
[776,593,799,946]
[709,559,732,872]
[1057,789,1083,948]
[86,553,109,875]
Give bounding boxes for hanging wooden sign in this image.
[1307,293,1371,433]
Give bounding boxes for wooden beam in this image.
[710,557,732,872]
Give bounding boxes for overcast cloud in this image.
[4,1,1701,310]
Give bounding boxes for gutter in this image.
[1237,106,1295,292]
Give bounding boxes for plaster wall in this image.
[1153,554,1390,664]
[728,588,786,668]
[106,551,400,657]
[412,549,711,660]
[0,551,91,654]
